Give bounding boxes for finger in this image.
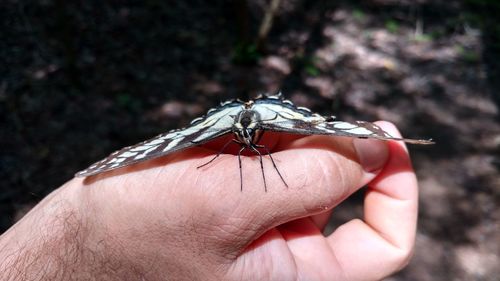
[326,121,418,280]
[278,217,344,280]
[309,210,333,231]
[364,122,418,252]
[87,129,389,256]
[199,133,390,243]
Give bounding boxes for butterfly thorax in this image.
[233,109,262,147]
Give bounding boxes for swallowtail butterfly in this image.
[76,93,433,190]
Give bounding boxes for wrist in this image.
[0,180,133,280]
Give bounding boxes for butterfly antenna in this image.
[237,146,245,192]
[250,146,268,192]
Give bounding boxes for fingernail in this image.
[353,138,389,173]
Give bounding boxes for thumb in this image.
[231,134,389,240]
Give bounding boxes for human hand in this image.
[0,121,418,280]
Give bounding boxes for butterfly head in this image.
[233,109,262,146]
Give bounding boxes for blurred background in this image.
[1,0,499,280]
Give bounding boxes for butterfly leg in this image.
[197,138,239,169]
[237,146,246,191]
[249,146,267,192]
[254,144,289,188]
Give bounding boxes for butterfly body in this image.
[76,93,433,186]
[232,106,262,147]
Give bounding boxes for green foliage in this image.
[430,30,445,40]
[305,64,320,76]
[116,93,142,112]
[232,43,261,65]
[352,9,365,21]
[413,33,433,43]
[385,20,399,33]
[303,56,320,76]
[455,45,480,63]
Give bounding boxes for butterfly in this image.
[76,93,433,190]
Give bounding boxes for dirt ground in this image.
[2,1,499,280]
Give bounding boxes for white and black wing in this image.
[253,95,433,144]
[76,94,433,178]
[76,100,243,177]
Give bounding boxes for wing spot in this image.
[190,117,204,124]
[345,127,374,135]
[146,139,165,145]
[297,106,311,112]
[108,157,126,164]
[220,101,232,106]
[131,145,153,152]
[163,138,184,152]
[332,122,357,129]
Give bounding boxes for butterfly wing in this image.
[253,98,433,144]
[260,118,434,144]
[76,102,243,177]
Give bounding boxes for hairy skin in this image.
[0,122,418,280]
[0,186,135,280]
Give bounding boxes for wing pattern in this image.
[76,100,243,177]
[253,95,433,144]
[77,93,433,178]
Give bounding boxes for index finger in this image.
[364,122,418,251]
[327,121,419,280]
